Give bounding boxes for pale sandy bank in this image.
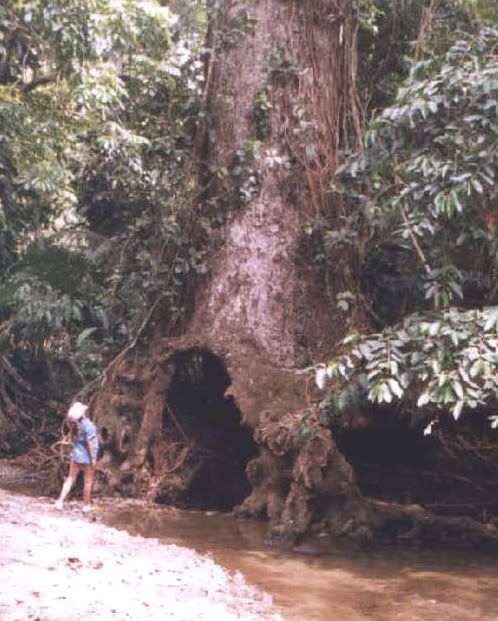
[0,490,283,621]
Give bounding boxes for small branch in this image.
[399,204,440,309]
[164,403,187,441]
[414,0,439,61]
[21,74,57,93]
[74,292,167,402]
[399,205,432,276]
[394,157,439,310]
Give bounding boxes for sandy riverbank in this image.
[0,489,283,621]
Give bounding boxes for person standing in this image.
[55,401,99,512]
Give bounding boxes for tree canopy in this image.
[0,0,497,452]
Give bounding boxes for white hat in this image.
[67,401,88,422]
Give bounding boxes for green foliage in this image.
[474,0,498,23]
[318,308,498,426]
[0,0,204,388]
[336,27,498,315]
[357,0,475,113]
[316,27,498,429]
[0,0,209,450]
[219,9,257,49]
[0,0,179,236]
[228,140,262,205]
[254,85,272,139]
[0,236,108,363]
[359,0,384,35]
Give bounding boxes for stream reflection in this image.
[104,505,498,621]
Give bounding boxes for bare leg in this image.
[55,463,79,509]
[83,465,95,509]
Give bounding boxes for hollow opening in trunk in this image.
[164,347,258,511]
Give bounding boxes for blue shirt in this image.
[72,418,99,465]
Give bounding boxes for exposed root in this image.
[237,408,498,550]
[92,346,259,511]
[363,500,498,551]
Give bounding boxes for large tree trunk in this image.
[94,0,359,526]
[91,0,498,549]
[186,0,361,417]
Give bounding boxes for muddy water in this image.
[104,505,498,621]
[2,467,497,621]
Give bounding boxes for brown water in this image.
[2,467,496,621]
[104,505,498,621]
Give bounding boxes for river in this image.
[2,470,497,621]
[104,504,498,621]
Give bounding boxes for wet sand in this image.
[0,490,282,621]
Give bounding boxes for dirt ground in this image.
[0,489,283,621]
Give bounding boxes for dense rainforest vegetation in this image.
[0,0,205,448]
[0,0,497,546]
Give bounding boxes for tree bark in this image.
[194,0,360,362]
[90,1,498,549]
[93,0,361,526]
